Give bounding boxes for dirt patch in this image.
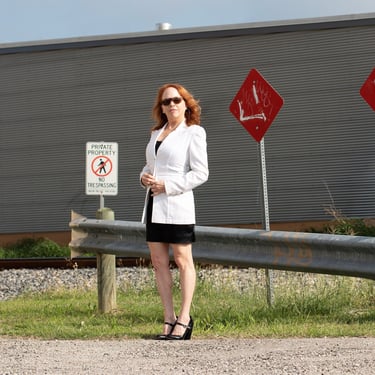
[0,337,374,374]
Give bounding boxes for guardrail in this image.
[70,210,375,279]
[69,210,375,311]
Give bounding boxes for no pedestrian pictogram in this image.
[91,155,113,177]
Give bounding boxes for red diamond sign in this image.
[360,68,375,111]
[229,68,284,142]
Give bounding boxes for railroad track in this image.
[0,257,151,270]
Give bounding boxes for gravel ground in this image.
[0,337,374,374]
[1,267,374,374]
[0,266,276,301]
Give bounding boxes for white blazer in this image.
[140,121,209,224]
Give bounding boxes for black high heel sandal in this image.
[167,317,194,340]
[156,321,176,340]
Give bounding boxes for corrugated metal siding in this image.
[1,18,375,234]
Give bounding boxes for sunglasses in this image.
[161,97,183,106]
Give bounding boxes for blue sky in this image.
[0,0,375,44]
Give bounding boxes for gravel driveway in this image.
[1,337,374,374]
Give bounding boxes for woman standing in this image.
[140,83,209,340]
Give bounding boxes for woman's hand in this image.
[141,173,165,195]
[141,173,155,187]
[150,180,166,196]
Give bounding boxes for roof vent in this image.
[156,22,172,31]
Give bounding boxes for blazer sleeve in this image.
[164,126,209,195]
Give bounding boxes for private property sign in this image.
[86,142,118,195]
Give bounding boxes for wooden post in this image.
[96,207,117,313]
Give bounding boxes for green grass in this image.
[0,268,374,339]
[0,238,70,258]
[0,228,374,340]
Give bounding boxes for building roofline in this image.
[1,12,375,55]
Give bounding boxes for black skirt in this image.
[146,193,195,244]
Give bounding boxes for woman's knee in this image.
[149,243,170,270]
[173,249,194,271]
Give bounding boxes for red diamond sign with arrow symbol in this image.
[360,68,375,112]
[229,68,284,142]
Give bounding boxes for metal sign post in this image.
[258,138,274,305]
[230,68,283,306]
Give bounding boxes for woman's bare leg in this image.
[148,242,176,334]
[170,243,196,336]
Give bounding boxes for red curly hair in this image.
[151,83,201,131]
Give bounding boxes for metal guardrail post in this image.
[95,208,116,313]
